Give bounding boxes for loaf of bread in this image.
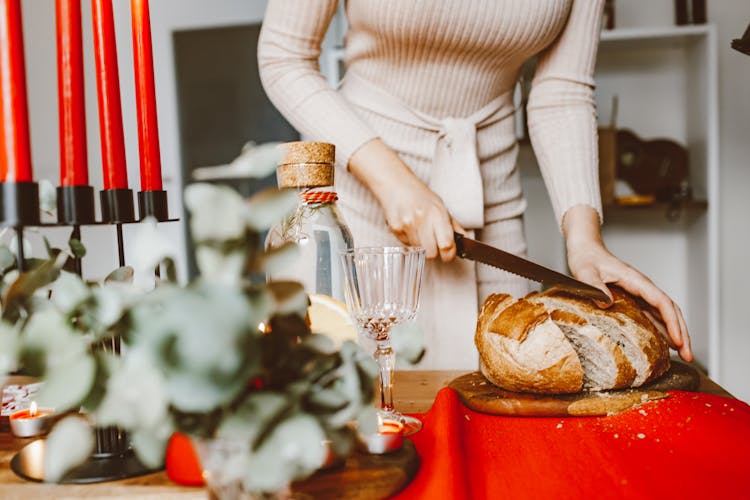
[475,287,670,394]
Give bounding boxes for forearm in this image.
[348,138,427,206]
[562,204,604,253]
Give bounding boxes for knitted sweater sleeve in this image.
[257,0,379,169]
[526,0,605,228]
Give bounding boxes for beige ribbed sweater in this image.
[259,0,604,369]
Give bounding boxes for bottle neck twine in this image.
[300,189,338,204]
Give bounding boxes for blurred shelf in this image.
[604,199,708,212]
[600,24,711,50]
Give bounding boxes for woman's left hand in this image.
[563,205,693,362]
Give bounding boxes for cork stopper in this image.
[276,141,335,189]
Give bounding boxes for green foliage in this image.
[0,180,427,493]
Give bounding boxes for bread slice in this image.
[548,309,637,391]
[535,288,670,386]
[475,294,584,394]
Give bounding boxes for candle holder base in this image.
[57,185,96,225]
[100,189,135,223]
[138,189,168,221]
[10,438,158,484]
[0,182,40,225]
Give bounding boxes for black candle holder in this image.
[100,188,135,223]
[0,181,41,225]
[2,183,177,484]
[138,189,168,221]
[57,185,96,225]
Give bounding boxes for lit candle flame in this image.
[258,322,266,333]
[29,401,38,417]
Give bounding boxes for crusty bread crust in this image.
[476,288,671,394]
[475,294,584,394]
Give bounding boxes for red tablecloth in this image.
[394,388,750,500]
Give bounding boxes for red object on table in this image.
[165,389,750,498]
[56,0,88,187]
[130,0,162,192]
[0,0,33,183]
[91,0,128,191]
[165,432,204,487]
[394,388,750,500]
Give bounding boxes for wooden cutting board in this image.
[449,360,700,417]
[292,439,419,499]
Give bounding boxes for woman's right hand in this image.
[349,139,463,262]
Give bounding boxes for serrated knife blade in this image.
[454,232,611,303]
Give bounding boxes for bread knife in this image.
[454,232,612,304]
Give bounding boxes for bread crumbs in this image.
[464,414,471,421]
[637,433,646,439]
[638,409,648,416]
[556,423,563,429]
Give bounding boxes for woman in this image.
[258,0,692,369]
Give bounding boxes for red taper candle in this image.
[131,0,162,192]
[57,0,88,187]
[91,0,128,191]
[0,0,33,183]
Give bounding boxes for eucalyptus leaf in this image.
[2,253,66,321]
[22,308,85,359]
[130,422,172,469]
[265,281,308,318]
[184,183,247,242]
[43,416,94,483]
[95,350,168,430]
[357,406,378,436]
[131,218,176,276]
[51,271,91,314]
[192,141,282,181]
[69,238,86,259]
[257,242,300,277]
[217,393,288,443]
[105,266,134,284]
[301,333,335,355]
[194,246,244,286]
[37,355,96,412]
[167,371,244,413]
[39,179,57,215]
[244,414,327,493]
[390,322,426,366]
[245,188,297,231]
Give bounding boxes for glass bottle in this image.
[266,142,354,303]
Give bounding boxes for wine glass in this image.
[340,247,425,434]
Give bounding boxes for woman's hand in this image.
[563,205,693,362]
[349,139,464,262]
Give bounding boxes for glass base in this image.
[379,410,422,435]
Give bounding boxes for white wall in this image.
[708,4,750,401]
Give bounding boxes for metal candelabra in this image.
[2,181,176,484]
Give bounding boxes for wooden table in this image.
[0,369,733,499]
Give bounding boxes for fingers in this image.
[616,270,687,356]
[573,265,613,308]
[385,200,458,262]
[675,304,693,362]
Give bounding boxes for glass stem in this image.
[375,342,395,412]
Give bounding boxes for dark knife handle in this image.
[454,232,467,258]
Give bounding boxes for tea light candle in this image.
[359,419,404,454]
[9,401,56,438]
